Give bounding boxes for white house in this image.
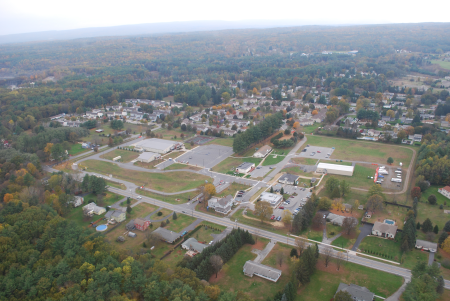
[236,162,255,174]
[372,221,398,239]
[72,196,84,207]
[208,195,234,214]
[253,145,272,158]
[82,203,106,216]
[438,186,450,199]
[181,238,208,253]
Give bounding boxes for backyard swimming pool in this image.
[384,219,395,225]
[96,224,108,231]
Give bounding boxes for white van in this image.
[395,170,402,174]
[397,175,402,178]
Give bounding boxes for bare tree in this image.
[210,255,223,278]
[323,246,333,267]
[145,232,162,248]
[366,194,384,213]
[341,217,358,236]
[254,201,273,223]
[311,212,324,230]
[335,251,345,271]
[276,251,284,267]
[295,237,307,257]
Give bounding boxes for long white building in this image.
[134,138,183,154]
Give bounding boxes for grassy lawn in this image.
[155,208,173,219]
[192,225,221,243]
[262,154,286,166]
[119,198,137,207]
[66,192,122,227]
[83,159,211,192]
[211,244,290,300]
[100,149,140,162]
[133,159,165,169]
[217,182,251,198]
[106,180,126,190]
[163,163,202,171]
[282,166,317,178]
[326,224,341,236]
[401,249,430,269]
[154,127,195,140]
[301,123,322,134]
[365,205,409,230]
[100,149,139,162]
[417,186,450,232]
[432,60,450,71]
[358,236,402,262]
[212,157,262,174]
[297,258,404,300]
[104,221,162,253]
[231,209,288,236]
[200,221,227,231]
[300,136,414,168]
[325,164,378,190]
[331,235,355,249]
[68,143,89,155]
[136,189,198,204]
[307,230,323,242]
[272,145,296,155]
[128,202,159,220]
[205,138,234,147]
[291,157,318,165]
[164,214,197,233]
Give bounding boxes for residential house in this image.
[134,218,151,231]
[415,240,438,252]
[253,145,272,158]
[105,209,126,223]
[243,260,282,282]
[372,221,398,239]
[72,196,84,207]
[181,238,208,253]
[82,203,106,216]
[326,213,357,227]
[367,129,381,137]
[208,195,234,214]
[438,186,450,199]
[335,283,375,301]
[236,162,255,174]
[152,227,181,243]
[298,118,314,126]
[278,174,299,185]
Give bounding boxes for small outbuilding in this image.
[136,152,160,163]
[278,173,300,185]
[236,162,256,174]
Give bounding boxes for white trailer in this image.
[395,170,402,174]
[391,178,402,183]
[379,170,389,175]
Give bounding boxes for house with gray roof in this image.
[105,209,126,223]
[278,173,300,185]
[243,260,282,282]
[208,195,234,214]
[181,238,208,253]
[335,283,375,301]
[152,227,180,243]
[372,221,398,239]
[415,239,438,252]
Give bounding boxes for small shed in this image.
[128,232,137,238]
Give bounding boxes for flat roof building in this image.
[253,145,272,158]
[278,173,300,185]
[316,163,354,176]
[259,192,283,207]
[236,162,256,174]
[135,138,183,154]
[136,152,160,163]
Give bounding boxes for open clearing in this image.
[431,60,450,71]
[68,143,89,156]
[137,189,199,204]
[165,214,197,233]
[417,186,450,231]
[262,154,285,166]
[358,236,402,262]
[163,163,202,171]
[325,164,378,190]
[100,149,140,162]
[299,136,414,167]
[205,138,234,147]
[291,157,318,165]
[128,202,159,220]
[83,159,211,192]
[297,258,403,300]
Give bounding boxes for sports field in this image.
[300,136,414,167]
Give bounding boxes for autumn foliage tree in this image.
[311,110,318,115]
[411,187,422,200]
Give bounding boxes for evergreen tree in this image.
[438,232,449,247]
[434,225,439,234]
[127,205,132,214]
[443,220,450,232]
[173,212,178,220]
[422,218,433,233]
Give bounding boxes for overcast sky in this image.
[1,0,448,36]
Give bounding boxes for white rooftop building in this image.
[315,163,354,176]
[259,192,283,207]
[134,138,183,154]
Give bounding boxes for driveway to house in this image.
[428,252,435,266]
[180,218,204,234]
[351,223,373,251]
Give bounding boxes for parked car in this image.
[256,166,261,169]
[239,191,245,193]
[279,206,284,209]
[181,231,188,236]
[317,151,321,153]
[290,196,295,198]
[271,215,275,220]
[137,196,142,199]
[302,149,307,152]
[277,216,282,221]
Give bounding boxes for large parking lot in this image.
[176,144,234,169]
[376,166,404,191]
[270,184,313,218]
[249,166,272,178]
[297,145,334,160]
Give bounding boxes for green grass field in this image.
[212,157,262,174]
[432,60,450,71]
[358,236,402,262]
[291,157,318,165]
[301,123,322,134]
[83,159,211,192]
[163,163,202,171]
[193,225,221,243]
[262,154,285,166]
[300,136,414,167]
[154,127,195,140]
[210,243,291,300]
[282,166,316,178]
[136,189,198,204]
[216,182,250,198]
[165,214,197,233]
[68,143,89,155]
[106,180,126,190]
[418,186,450,231]
[128,202,159,220]
[297,259,403,300]
[205,138,234,147]
[325,164,377,190]
[100,149,140,162]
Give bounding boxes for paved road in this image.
[385,280,408,301]
[105,186,450,289]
